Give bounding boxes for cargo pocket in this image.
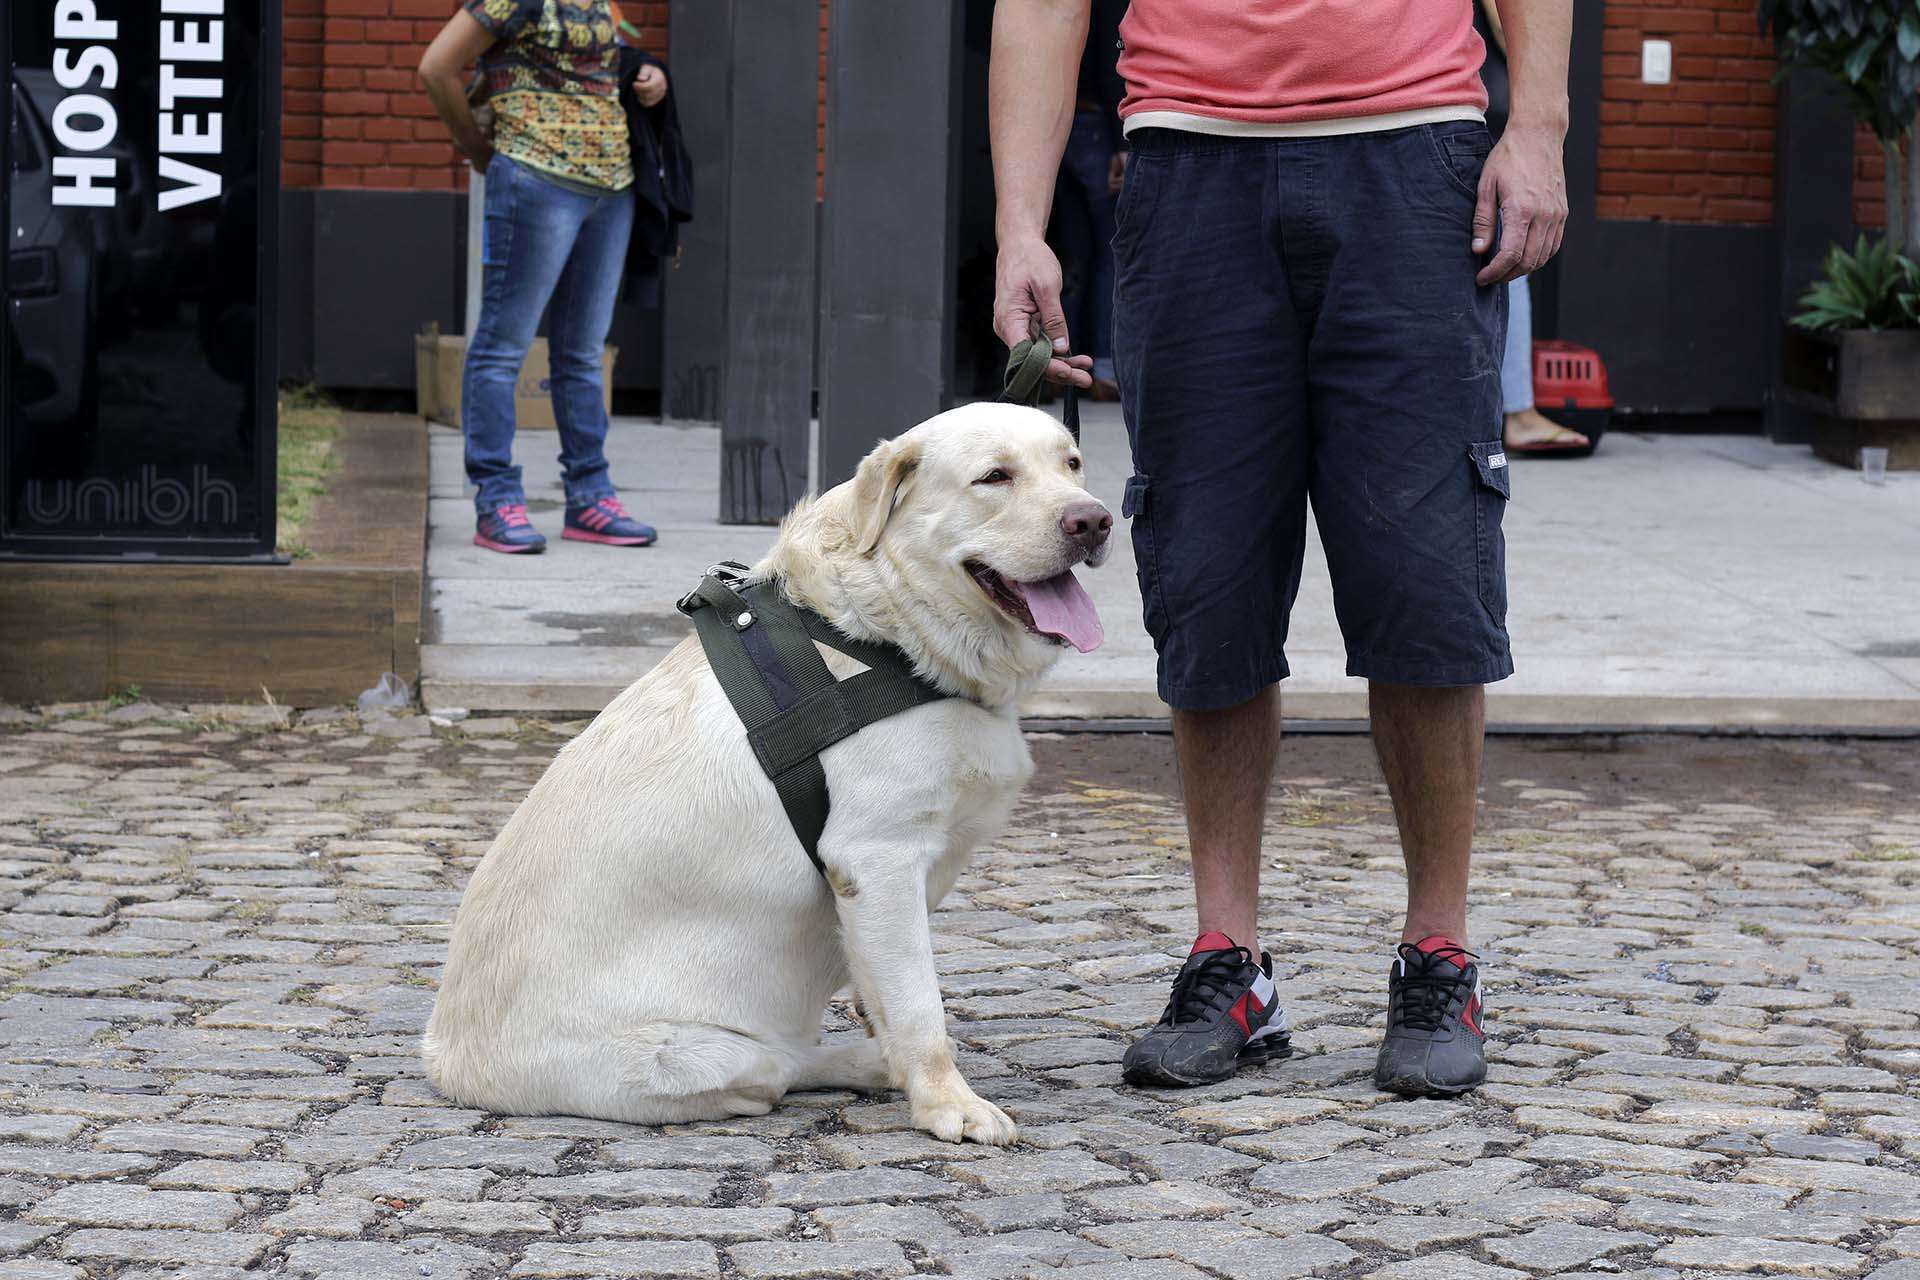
[1122,475,1168,642]
[1469,441,1510,623]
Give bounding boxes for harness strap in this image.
[679,567,953,875]
[1001,337,1081,442]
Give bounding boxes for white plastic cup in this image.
[1861,446,1889,486]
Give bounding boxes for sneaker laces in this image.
[1392,942,1477,1032]
[1158,945,1257,1028]
[593,496,631,519]
[495,503,532,528]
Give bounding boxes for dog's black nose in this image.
[1060,501,1112,550]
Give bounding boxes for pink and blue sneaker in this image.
[474,503,547,554]
[564,495,657,547]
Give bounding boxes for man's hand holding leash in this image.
[990,0,1098,390]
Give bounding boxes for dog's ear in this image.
[852,437,920,555]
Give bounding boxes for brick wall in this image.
[282,0,670,190]
[292,0,1884,227]
[817,0,830,198]
[1596,1,1777,224]
[1854,124,1886,229]
[1594,0,1883,228]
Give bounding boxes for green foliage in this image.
[1792,234,1920,329]
[1758,0,1920,144]
[275,385,341,558]
[106,684,143,710]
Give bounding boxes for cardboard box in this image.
[414,328,617,431]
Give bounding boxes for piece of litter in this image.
[357,672,411,712]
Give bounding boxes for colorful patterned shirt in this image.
[466,0,633,191]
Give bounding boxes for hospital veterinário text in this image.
[49,0,226,210]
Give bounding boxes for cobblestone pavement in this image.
[2,703,1918,1280]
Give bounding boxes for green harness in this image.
[680,342,1073,876]
[677,563,960,876]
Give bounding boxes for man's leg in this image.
[1109,130,1305,1090]
[1123,690,1293,1087]
[1176,685,1281,959]
[1301,124,1510,1096]
[1368,682,1484,947]
[1369,678,1490,1095]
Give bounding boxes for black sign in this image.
[3,0,277,558]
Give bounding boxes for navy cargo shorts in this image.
[1113,122,1514,711]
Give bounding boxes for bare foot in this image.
[1504,408,1589,452]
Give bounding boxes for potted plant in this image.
[1760,0,1920,469]
[1777,236,1920,467]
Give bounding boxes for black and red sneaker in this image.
[1121,932,1291,1088]
[1374,935,1487,1097]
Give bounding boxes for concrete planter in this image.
[0,416,427,706]
[1780,326,1920,469]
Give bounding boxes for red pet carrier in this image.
[1530,339,1613,453]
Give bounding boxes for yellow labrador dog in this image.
[424,403,1109,1145]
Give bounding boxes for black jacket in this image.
[618,47,693,307]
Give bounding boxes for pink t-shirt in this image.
[1118,0,1489,127]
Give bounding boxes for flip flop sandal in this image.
[1504,429,1592,456]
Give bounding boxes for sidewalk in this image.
[423,405,1920,730]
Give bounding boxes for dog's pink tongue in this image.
[1017,569,1103,653]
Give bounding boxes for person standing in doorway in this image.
[1052,0,1128,400]
[1479,0,1590,454]
[990,0,1569,1095]
[421,0,664,553]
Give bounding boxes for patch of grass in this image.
[106,683,143,710]
[277,384,342,558]
[1275,788,1357,828]
[1738,922,1767,937]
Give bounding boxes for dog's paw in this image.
[913,1089,1018,1146]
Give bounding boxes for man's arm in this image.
[1474,0,1571,285]
[989,0,1094,387]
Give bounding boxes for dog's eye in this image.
[1067,456,1082,471]
[975,468,1011,485]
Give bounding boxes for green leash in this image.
[1001,338,1082,442]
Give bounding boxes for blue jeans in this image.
[463,155,635,514]
[1060,108,1118,381]
[1501,276,1533,414]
